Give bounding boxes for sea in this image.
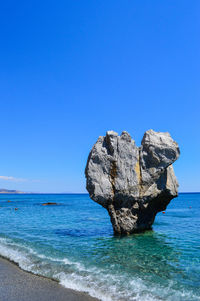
[0,193,199,301]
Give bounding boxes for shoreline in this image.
[0,256,99,301]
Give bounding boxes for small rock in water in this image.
[85,129,180,235]
[42,202,58,206]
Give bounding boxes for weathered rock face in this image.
[85,130,180,235]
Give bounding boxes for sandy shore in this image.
[0,257,99,301]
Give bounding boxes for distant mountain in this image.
[0,189,25,194]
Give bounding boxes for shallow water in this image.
[0,193,199,301]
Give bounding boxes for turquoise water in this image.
[0,193,199,301]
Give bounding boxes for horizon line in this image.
[0,191,199,195]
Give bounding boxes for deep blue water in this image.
[0,193,199,301]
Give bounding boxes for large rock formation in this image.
[85,130,180,235]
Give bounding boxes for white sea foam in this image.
[56,271,163,301]
[57,271,118,301]
[0,238,33,272]
[62,258,86,270]
[0,237,71,265]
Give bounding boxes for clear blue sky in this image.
[0,1,199,192]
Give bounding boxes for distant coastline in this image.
[0,189,89,194]
[0,189,25,194]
